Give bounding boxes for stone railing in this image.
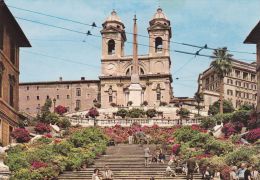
[69,117,202,127]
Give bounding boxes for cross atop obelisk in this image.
[131,14,139,83]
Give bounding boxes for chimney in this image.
[81,77,85,80]
[59,77,62,81]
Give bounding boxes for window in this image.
[67,85,69,89]
[235,70,240,78]
[211,75,214,82]
[76,100,81,109]
[9,84,14,107]
[0,24,3,50]
[67,95,70,99]
[205,78,209,85]
[227,89,233,96]
[251,74,256,82]
[243,72,248,80]
[10,41,16,64]
[109,95,113,103]
[9,83,14,107]
[108,39,115,55]
[0,64,3,98]
[156,84,161,101]
[37,96,39,100]
[155,37,163,52]
[27,86,29,90]
[27,96,29,100]
[57,95,59,99]
[37,86,39,90]
[9,75,15,107]
[156,92,161,101]
[46,95,49,99]
[76,88,81,96]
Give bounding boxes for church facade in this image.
[100,8,173,108]
[19,8,173,115]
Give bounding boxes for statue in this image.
[0,146,11,179]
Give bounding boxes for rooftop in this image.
[0,1,31,47]
[244,21,260,44]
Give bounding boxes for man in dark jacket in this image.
[186,157,198,180]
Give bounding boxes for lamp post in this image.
[53,98,56,112]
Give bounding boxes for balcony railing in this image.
[68,117,202,127]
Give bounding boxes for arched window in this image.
[155,37,163,53]
[0,63,4,98]
[156,84,161,101]
[140,68,144,75]
[125,66,145,76]
[9,75,15,107]
[108,40,115,55]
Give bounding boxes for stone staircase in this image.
[58,144,202,180]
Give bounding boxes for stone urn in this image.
[0,147,11,180]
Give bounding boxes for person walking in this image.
[102,165,114,180]
[251,166,259,180]
[186,157,198,180]
[244,165,252,180]
[230,166,239,180]
[92,168,101,180]
[144,146,151,167]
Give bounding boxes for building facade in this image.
[100,8,173,108]
[19,78,99,116]
[0,1,31,146]
[198,59,257,111]
[244,21,260,122]
[19,8,173,116]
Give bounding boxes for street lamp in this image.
[53,98,56,112]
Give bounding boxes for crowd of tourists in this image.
[143,146,259,180]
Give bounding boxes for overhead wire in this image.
[8,4,256,55]
[15,16,256,62]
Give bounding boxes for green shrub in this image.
[116,109,128,118]
[57,117,71,129]
[204,139,233,156]
[6,153,29,172]
[37,137,52,144]
[146,109,157,118]
[208,100,235,115]
[128,108,145,118]
[225,147,257,165]
[53,141,73,156]
[231,110,250,126]
[12,168,32,180]
[173,126,200,143]
[200,117,216,129]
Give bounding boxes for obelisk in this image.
[128,15,142,106]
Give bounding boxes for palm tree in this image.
[194,92,203,116]
[211,47,233,114]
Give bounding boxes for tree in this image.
[211,47,233,114]
[194,92,204,116]
[176,108,190,124]
[208,100,235,115]
[239,103,255,111]
[54,105,68,115]
[146,109,157,118]
[116,109,128,118]
[88,107,99,126]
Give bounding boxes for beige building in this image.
[0,2,31,145]
[244,20,260,121]
[19,8,174,116]
[100,8,173,108]
[19,78,99,116]
[198,59,257,111]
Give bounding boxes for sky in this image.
[5,0,260,97]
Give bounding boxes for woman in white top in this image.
[230,166,239,180]
[251,166,259,180]
[92,168,101,180]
